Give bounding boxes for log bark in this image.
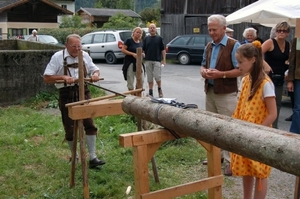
[122,96,300,176]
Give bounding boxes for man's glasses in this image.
[276,29,288,33]
[69,44,82,49]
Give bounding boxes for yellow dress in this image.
[231,74,272,179]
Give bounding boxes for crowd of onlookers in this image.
[200,14,298,199]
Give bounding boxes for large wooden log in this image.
[122,96,300,176]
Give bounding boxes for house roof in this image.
[0,0,73,14]
[77,7,141,18]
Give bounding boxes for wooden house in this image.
[0,0,74,39]
[160,0,273,44]
[77,8,141,28]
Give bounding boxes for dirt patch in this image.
[41,108,60,116]
[29,136,44,146]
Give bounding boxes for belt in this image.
[58,83,88,90]
[59,85,78,90]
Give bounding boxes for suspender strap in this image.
[63,51,67,87]
[62,50,88,85]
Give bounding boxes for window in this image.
[190,36,206,46]
[11,28,23,38]
[119,32,132,41]
[173,37,190,45]
[81,34,93,44]
[93,34,104,43]
[106,34,116,42]
[61,5,67,9]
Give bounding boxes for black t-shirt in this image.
[143,35,165,61]
[124,37,143,54]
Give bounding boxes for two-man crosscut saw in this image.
[85,81,126,97]
[56,79,126,97]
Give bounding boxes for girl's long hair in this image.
[236,41,265,100]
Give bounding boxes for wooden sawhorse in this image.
[120,129,224,199]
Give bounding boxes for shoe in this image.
[202,158,224,165]
[224,163,232,176]
[89,157,105,168]
[148,89,153,97]
[285,115,292,121]
[158,89,163,98]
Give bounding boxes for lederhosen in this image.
[58,51,97,141]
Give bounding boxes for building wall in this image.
[160,0,272,44]
[52,0,75,13]
[0,1,75,39]
[0,22,59,39]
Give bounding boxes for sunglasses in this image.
[276,29,288,33]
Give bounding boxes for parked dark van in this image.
[166,34,211,65]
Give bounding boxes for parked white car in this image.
[81,30,132,64]
[23,35,63,46]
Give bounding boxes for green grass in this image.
[0,90,230,199]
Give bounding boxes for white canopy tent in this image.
[226,0,300,27]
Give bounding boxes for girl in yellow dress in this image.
[232,41,277,199]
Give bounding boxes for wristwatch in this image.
[223,72,226,79]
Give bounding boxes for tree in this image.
[75,0,95,11]
[135,0,158,13]
[101,13,138,29]
[94,0,159,12]
[140,7,161,26]
[59,15,88,28]
[116,0,134,10]
[94,0,134,9]
[95,0,119,8]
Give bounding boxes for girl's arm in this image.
[261,97,277,127]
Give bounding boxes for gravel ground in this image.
[222,168,296,199]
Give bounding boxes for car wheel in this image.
[178,53,190,65]
[105,52,117,64]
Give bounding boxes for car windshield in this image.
[119,31,132,41]
[38,35,58,44]
[23,35,58,44]
[172,36,190,45]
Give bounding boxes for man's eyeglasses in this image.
[276,29,288,33]
[68,44,82,49]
